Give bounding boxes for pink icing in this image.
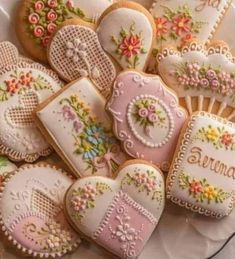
[107,71,187,169]
[93,191,156,259]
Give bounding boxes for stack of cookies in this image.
[0,0,234,258]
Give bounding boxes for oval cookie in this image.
[0,163,80,257]
[65,160,165,259]
[96,2,156,70]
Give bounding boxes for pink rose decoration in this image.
[34,25,45,37]
[148,104,156,112]
[28,13,40,24]
[133,172,148,185]
[42,36,50,47]
[47,0,58,8]
[200,78,209,88]
[35,1,45,11]
[47,23,57,34]
[71,196,87,212]
[206,69,217,81]
[148,113,158,123]
[66,0,74,8]
[138,108,148,118]
[145,178,157,192]
[47,9,58,21]
[211,79,220,91]
[82,185,96,200]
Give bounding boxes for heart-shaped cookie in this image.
[6,91,39,128]
[0,163,80,257]
[48,19,117,98]
[0,41,19,69]
[65,160,165,259]
[107,70,187,171]
[96,2,156,70]
[157,42,235,120]
[0,59,63,162]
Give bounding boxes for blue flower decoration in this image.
[85,125,108,145]
[83,148,99,160]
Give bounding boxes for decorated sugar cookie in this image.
[148,0,231,72]
[0,41,19,69]
[157,42,235,120]
[106,70,187,171]
[16,0,114,62]
[0,156,17,185]
[167,112,235,218]
[0,46,63,162]
[35,78,127,177]
[0,163,80,257]
[65,160,165,259]
[96,2,156,70]
[48,19,116,98]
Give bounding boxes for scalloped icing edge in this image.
[0,162,80,258]
[0,61,64,162]
[106,70,188,171]
[150,0,232,45]
[166,111,235,219]
[156,41,235,64]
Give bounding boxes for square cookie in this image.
[167,112,235,218]
[35,78,127,178]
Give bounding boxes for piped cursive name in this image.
[195,0,222,12]
[187,146,235,179]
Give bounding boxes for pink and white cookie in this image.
[65,160,165,259]
[48,19,116,98]
[0,44,63,162]
[157,42,235,120]
[148,0,231,72]
[0,163,80,257]
[107,70,187,171]
[96,2,156,70]
[167,112,235,218]
[35,78,127,178]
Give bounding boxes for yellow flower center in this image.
[128,45,134,51]
[178,21,185,28]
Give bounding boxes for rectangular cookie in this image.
[167,112,235,218]
[35,78,127,178]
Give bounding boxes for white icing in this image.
[168,113,235,217]
[127,94,174,148]
[150,0,230,47]
[65,162,165,237]
[158,46,235,108]
[0,65,61,155]
[36,78,125,177]
[96,8,153,70]
[0,165,73,229]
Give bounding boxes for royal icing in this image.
[0,41,19,69]
[65,160,165,259]
[0,61,63,162]
[48,23,116,98]
[36,78,127,177]
[0,163,80,257]
[96,5,154,70]
[106,70,187,171]
[150,0,231,52]
[212,3,235,56]
[157,42,235,119]
[167,112,235,218]
[25,0,113,48]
